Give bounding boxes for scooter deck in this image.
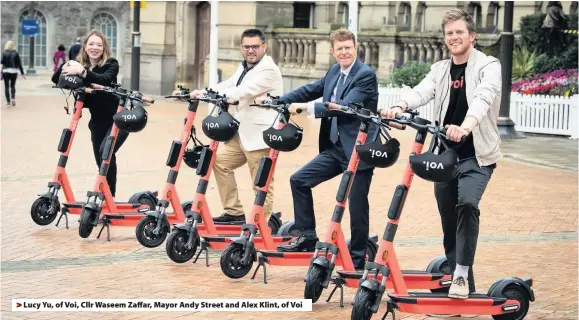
[388,292,519,315]
[336,270,451,290]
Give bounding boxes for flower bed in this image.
[511,69,577,96]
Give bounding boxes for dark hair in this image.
[241,29,265,43]
[58,44,65,51]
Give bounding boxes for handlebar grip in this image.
[389,122,405,130]
[142,96,154,104]
[231,100,239,105]
[91,83,105,90]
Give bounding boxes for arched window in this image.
[415,2,427,32]
[90,12,118,57]
[18,9,47,67]
[398,2,412,30]
[486,2,500,32]
[467,2,483,29]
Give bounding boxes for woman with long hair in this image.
[1,40,26,107]
[51,30,128,197]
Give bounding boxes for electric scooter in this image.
[301,108,453,307]
[350,112,534,320]
[76,84,162,241]
[216,101,380,283]
[31,84,100,226]
[163,91,285,264]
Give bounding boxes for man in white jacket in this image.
[183,29,282,224]
[381,9,502,299]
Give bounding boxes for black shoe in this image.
[212,213,245,224]
[277,235,318,252]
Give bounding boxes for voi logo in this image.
[267,134,282,142]
[122,114,137,121]
[370,149,387,158]
[423,161,444,170]
[206,122,219,129]
[64,75,77,84]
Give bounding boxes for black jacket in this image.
[279,60,379,171]
[69,43,81,61]
[1,50,25,75]
[52,58,120,127]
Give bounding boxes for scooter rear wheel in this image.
[220,243,254,279]
[79,208,95,238]
[165,229,198,263]
[304,265,326,303]
[31,197,60,226]
[491,285,530,320]
[136,216,168,248]
[351,287,375,320]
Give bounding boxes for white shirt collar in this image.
[341,61,355,77]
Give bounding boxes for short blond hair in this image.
[4,40,15,51]
[441,9,476,34]
[329,28,356,47]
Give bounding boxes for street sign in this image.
[130,0,146,8]
[21,19,39,36]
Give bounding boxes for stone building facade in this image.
[2,1,577,95]
[0,1,130,73]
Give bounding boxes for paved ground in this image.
[1,73,578,319]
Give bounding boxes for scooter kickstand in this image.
[381,300,396,320]
[327,277,345,307]
[193,239,209,267]
[251,255,268,284]
[96,216,111,241]
[56,207,69,229]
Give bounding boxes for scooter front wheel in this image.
[304,265,326,303]
[351,287,376,320]
[165,229,198,263]
[220,243,254,279]
[491,285,530,320]
[78,208,95,238]
[136,216,168,248]
[31,197,60,226]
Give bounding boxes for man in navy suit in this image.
[274,28,379,270]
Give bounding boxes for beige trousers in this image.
[212,134,274,217]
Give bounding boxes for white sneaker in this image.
[448,276,469,299]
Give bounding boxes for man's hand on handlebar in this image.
[444,124,469,143]
[289,103,307,115]
[380,106,404,119]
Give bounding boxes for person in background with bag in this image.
[1,40,26,107]
[53,44,67,72]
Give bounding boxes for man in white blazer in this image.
[184,29,282,224]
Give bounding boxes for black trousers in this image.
[289,143,373,269]
[2,73,17,102]
[434,158,494,293]
[90,122,129,197]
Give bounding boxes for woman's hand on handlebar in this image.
[380,106,404,119]
[444,124,469,143]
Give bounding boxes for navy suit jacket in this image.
[279,59,379,170]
